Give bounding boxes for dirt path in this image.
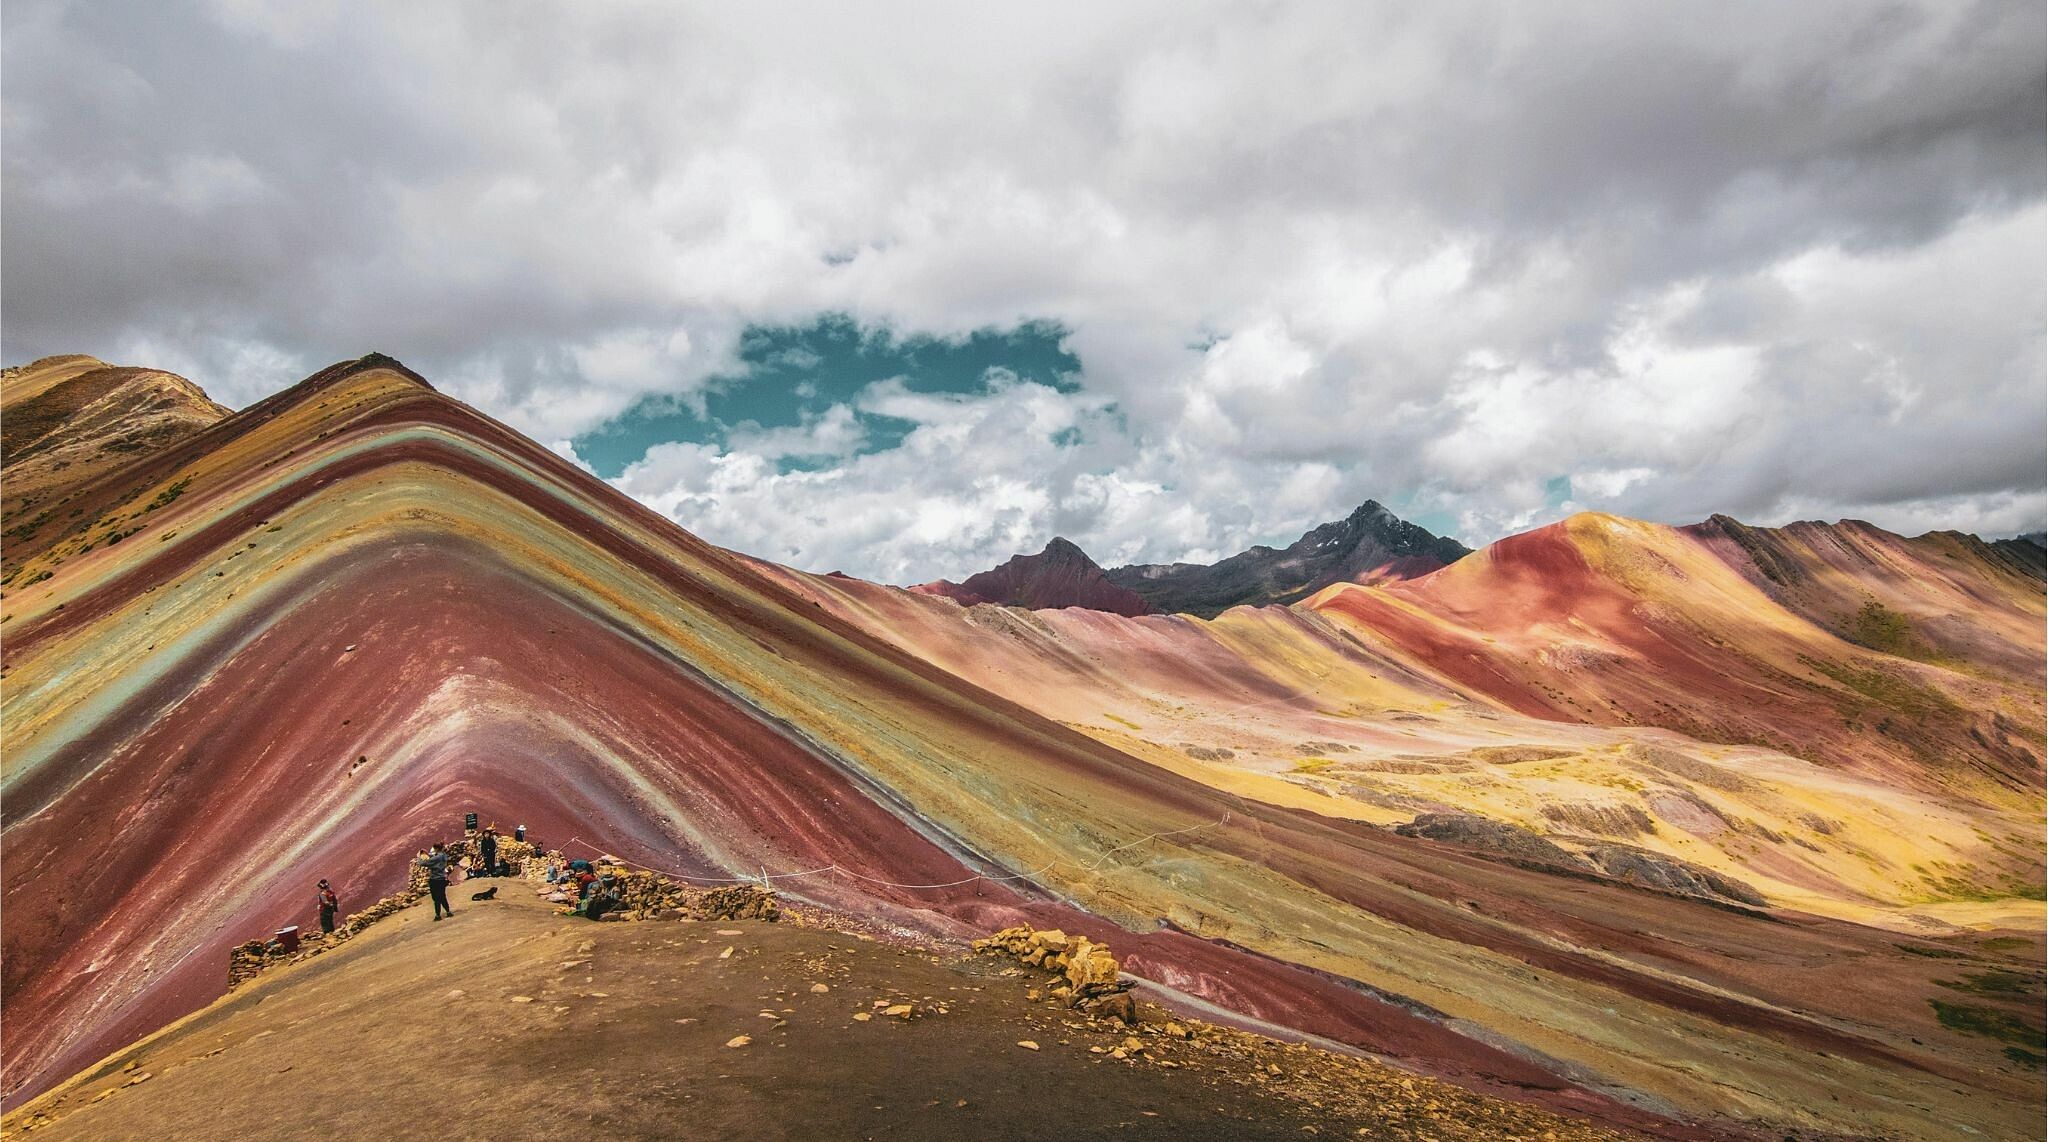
[8,888,1644,1140]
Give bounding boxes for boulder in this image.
[1585,845,1769,906]
[1392,813,1596,873]
[973,925,1133,1014]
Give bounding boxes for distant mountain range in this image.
[919,508,2048,623]
[915,500,1471,618]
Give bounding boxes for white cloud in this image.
[4,0,2041,574]
[1572,468,1659,500]
[726,403,867,462]
[108,331,306,409]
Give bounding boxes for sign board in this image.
[464,812,479,831]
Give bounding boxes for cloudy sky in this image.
[5,2,2042,583]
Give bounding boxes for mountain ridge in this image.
[0,356,231,537]
[1102,499,1472,618]
[913,500,1472,618]
[3,353,2042,1139]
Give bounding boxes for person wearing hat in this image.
[478,825,499,878]
[315,879,340,935]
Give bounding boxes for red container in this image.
[274,926,300,954]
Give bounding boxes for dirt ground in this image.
[6,888,1641,1140]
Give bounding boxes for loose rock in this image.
[973,925,1134,1016]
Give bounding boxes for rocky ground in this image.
[6,887,1640,1140]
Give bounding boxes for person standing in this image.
[417,843,455,920]
[315,879,340,934]
[478,826,499,878]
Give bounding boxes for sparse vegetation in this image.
[1930,999,2046,1047]
[1910,864,2029,904]
[1801,654,1962,720]
[1843,600,1923,657]
[142,477,193,513]
[1894,942,1968,959]
[1937,970,2042,999]
[4,509,53,540]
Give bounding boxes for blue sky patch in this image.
[573,314,1081,477]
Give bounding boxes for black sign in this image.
[464,812,479,831]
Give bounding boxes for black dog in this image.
[470,886,498,902]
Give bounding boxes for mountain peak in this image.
[306,351,436,394]
[1092,500,1469,618]
[345,351,434,387]
[910,536,1153,615]
[1039,536,1091,562]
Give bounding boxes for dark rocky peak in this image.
[1102,501,1470,619]
[1989,531,2047,577]
[910,536,1154,616]
[1036,536,1094,564]
[1312,500,1469,564]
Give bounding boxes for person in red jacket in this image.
[315,879,340,935]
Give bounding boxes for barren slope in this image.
[1,354,230,558]
[2,890,1643,1141]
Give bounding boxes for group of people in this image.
[312,821,538,931]
[414,824,519,920]
[541,854,625,921]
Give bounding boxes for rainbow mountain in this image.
[2,353,2042,1138]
